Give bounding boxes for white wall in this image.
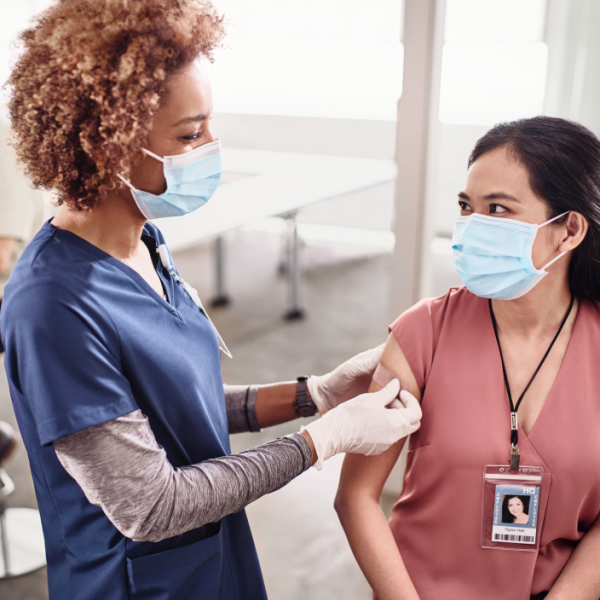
[208,0,404,121]
[544,0,600,136]
[212,113,396,159]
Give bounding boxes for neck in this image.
[491,268,574,339]
[52,190,147,260]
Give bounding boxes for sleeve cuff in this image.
[223,384,261,434]
[285,433,314,472]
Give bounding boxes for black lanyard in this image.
[489,294,574,469]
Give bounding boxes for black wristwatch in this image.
[294,376,317,417]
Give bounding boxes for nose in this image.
[204,121,216,143]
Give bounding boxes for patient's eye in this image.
[458,200,472,213]
[490,203,507,214]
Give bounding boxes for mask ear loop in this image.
[541,251,567,271]
[538,212,570,271]
[538,211,570,228]
[141,148,165,163]
[116,147,165,191]
[116,173,156,220]
[116,173,136,190]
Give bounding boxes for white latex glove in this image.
[307,344,384,414]
[302,379,422,470]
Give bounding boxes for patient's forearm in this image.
[546,515,600,599]
[336,495,420,600]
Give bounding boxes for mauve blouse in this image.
[386,286,600,600]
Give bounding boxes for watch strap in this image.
[294,376,317,417]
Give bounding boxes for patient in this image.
[335,116,600,600]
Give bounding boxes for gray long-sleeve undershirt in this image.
[53,386,312,543]
[222,384,261,433]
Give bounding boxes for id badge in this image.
[481,465,544,552]
[157,244,233,359]
[181,280,233,359]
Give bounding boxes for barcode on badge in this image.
[493,533,535,543]
[492,525,536,545]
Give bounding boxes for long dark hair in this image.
[469,116,600,302]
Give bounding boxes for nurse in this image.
[0,1,422,599]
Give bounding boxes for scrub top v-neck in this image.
[0,220,267,600]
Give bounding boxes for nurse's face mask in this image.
[118,139,222,220]
[452,211,569,300]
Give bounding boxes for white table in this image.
[155,148,396,318]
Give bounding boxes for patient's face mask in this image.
[452,212,568,300]
[118,139,222,220]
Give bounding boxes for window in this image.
[208,0,404,120]
[438,0,548,125]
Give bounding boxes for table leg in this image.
[211,236,231,307]
[284,213,306,320]
[277,225,290,275]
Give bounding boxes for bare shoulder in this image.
[336,333,422,497]
[377,333,422,402]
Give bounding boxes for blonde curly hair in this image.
[7,0,225,209]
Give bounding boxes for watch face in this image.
[296,402,316,417]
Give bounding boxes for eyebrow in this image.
[172,114,209,127]
[458,191,522,203]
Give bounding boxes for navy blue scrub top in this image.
[0,221,267,600]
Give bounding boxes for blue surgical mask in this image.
[118,139,222,219]
[452,212,569,300]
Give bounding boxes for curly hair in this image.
[7,0,225,209]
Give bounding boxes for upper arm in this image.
[372,333,422,400]
[5,282,138,445]
[337,332,422,504]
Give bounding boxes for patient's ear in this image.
[558,211,588,253]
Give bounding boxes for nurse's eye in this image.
[458,200,472,213]
[490,203,507,214]
[181,130,202,142]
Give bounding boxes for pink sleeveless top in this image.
[387,286,600,600]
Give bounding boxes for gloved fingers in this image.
[382,408,420,442]
[387,398,403,409]
[367,378,400,408]
[352,343,385,374]
[398,389,423,424]
[307,344,387,415]
[306,376,327,415]
[336,344,385,379]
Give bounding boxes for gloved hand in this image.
[301,379,422,470]
[307,344,384,415]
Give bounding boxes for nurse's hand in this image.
[300,379,421,470]
[307,344,384,414]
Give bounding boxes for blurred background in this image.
[0,0,598,598]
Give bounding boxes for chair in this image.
[0,468,46,579]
